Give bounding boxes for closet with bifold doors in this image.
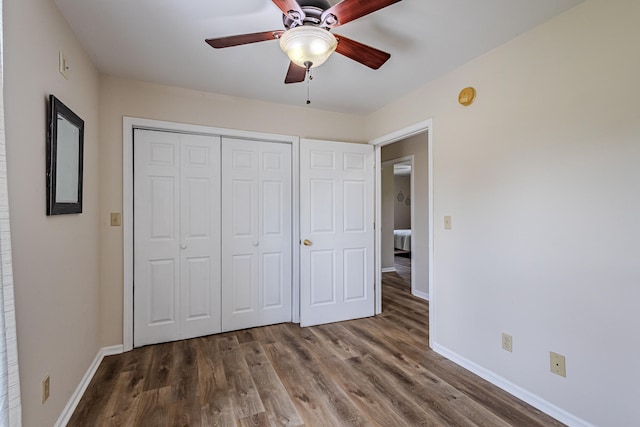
[133,129,292,347]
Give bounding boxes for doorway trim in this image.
[122,117,300,351]
[369,119,434,341]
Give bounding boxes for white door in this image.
[134,129,221,347]
[221,138,292,331]
[300,139,375,327]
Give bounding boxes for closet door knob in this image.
[303,239,312,246]
[253,242,259,247]
[180,244,187,250]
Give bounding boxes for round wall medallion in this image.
[458,87,476,106]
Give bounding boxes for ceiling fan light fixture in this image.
[279,25,337,69]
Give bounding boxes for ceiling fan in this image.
[205,0,402,84]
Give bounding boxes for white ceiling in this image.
[53,0,582,115]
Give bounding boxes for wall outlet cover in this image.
[550,352,566,377]
[501,333,513,352]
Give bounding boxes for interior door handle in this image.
[180,244,187,250]
[303,239,312,246]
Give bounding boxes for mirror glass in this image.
[55,114,80,203]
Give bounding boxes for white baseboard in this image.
[381,267,396,273]
[431,343,594,427]
[412,290,429,301]
[55,344,124,427]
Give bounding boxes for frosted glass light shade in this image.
[279,26,338,69]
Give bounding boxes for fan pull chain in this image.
[305,61,313,105]
[306,72,312,105]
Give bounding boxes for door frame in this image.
[369,119,434,342]
[122,117,300,351]
[381,155,416,295]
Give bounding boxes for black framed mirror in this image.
[46,95,84,215]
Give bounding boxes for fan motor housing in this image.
[283,0,333,29]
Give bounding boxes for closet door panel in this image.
[134,130,221,347]
[222,140,260,331]
[134,130,181,346]
[179,134,222,340]
[258,143,292,325]
[222,138,292,331]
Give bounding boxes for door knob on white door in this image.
[253,242,259,247]
[303,239,312,246]
[180,244,187,250]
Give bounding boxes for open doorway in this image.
[381,157,414,295]
[373,128,431,317]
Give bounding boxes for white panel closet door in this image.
[221,138,292,331]
[299,139,374,327]
[179,134,222,340]
[134,129,221,347]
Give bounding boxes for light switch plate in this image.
[444,216,452,229]
[110,212,122,227]
[42,375,50,404]
[59,51,69,79]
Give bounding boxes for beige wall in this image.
[394,174,411,230]
[98,75,367,346]
[381,135,429,298]
[367,1,640,425]
[3,0,101,425]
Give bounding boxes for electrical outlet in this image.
[42,376,50,403]
[501,333,513,352]
[550,352,566,377]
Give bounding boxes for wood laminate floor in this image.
[69,266,564,426]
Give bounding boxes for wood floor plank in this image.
[195,335,227,405]
[171,339,198,401]
[309,323,364,360]
[262,342,340,426]
[264,342,372,427]
[70,257,566,427]
[200,389,236,427]
[318,354,439,427]
[237,411,271,427]
[96,371,141,426]
[220,337,266,419]
[143,341,174,391]
[269,323,334,361]
[360,352,510,427]
[133,387,172,427]
[240,341,304,427]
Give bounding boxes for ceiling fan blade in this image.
[285,62,307,84]
[272,0,304,17]
[334,34,391,69]
[322,0,401,28]
[205,30,284,48]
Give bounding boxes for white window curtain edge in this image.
[0,0,23,424]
